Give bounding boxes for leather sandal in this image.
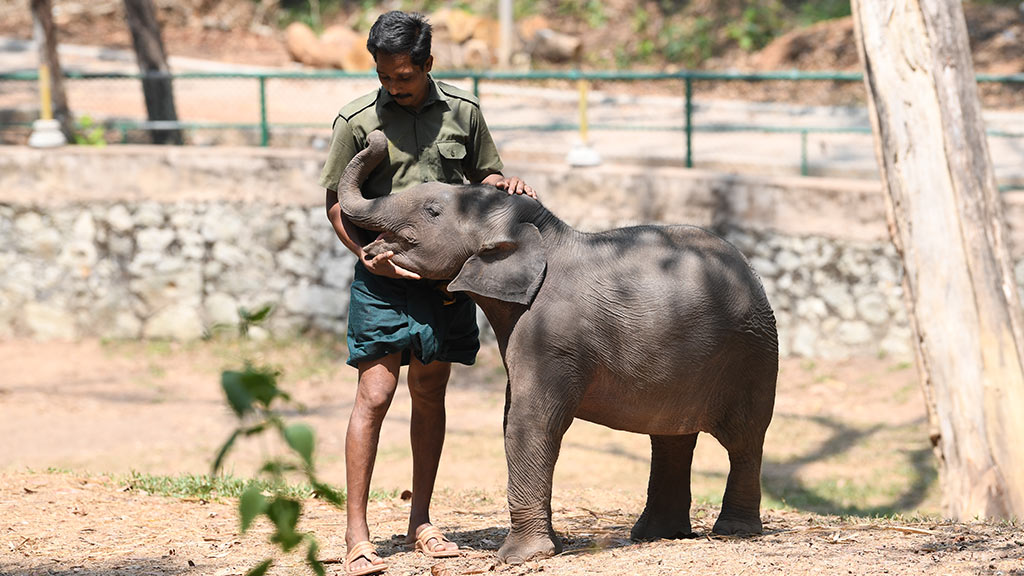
[344,541,386,576]
[413,525,460,558]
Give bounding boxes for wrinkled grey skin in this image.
[338,131,778,564]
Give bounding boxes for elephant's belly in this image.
[575,379,706,436]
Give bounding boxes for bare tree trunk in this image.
[123,0,183,145]
[30,0,73,140]
[852,0,1024,519]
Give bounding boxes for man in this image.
[319,11,535,576]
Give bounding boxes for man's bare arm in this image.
[325,188,421,279]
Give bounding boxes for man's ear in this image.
[448,223,546,306]
[423,55,434,73]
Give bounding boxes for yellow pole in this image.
[38,63,53,121]
[578,78,589,143]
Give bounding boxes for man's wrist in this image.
[481,173,504,186]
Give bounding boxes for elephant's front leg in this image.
[498,383,578,564]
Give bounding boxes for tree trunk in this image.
[123,0,183,145]
[29,0,73,140]
[851,0,1024,519]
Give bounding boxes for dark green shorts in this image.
[346,262,479,368]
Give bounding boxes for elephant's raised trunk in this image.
[337,130,390,227]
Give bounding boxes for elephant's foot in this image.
[630,510,694,541]
[497,531,561,564]
[712,513,762,536]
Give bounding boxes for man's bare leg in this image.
[345,353,402,572]
[404,357,458,554]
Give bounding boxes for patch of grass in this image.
[119,472,399,503]
[120,472,316,501]
[888,361,913,373]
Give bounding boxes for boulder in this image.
[529,28,582,63]
[284,21,320,66]
[463,38,493,68]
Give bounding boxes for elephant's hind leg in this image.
[630,433,699,541]
[712,427,766,536]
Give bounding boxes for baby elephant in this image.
[337,130,778,563]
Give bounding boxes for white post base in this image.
[28,119,67,148]
[566,140,601,167]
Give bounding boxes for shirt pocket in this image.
[436,140,467,183]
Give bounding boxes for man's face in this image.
[376,52,433,110]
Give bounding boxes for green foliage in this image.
[214,306,344,576]
[73,115,106,147]
[796,0,851,25]
[513,0,542,19]
[557,0,606,29]
[662,17,715,67]
[725,1,786,52]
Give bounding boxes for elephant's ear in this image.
[448,223,546,306]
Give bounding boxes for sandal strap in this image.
[346,541,379,564]
[417,525,449,549]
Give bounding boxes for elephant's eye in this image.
[424,201,443,219]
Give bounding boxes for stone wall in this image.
[4,145,1023,358]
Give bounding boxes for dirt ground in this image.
[2,338,1022,576]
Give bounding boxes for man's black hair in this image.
[366,11,432,68]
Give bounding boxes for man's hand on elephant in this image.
[484,174,537,199]
[363,250,421,280]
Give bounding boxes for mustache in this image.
[390,92,412,99]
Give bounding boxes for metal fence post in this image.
[473,75,480,100]
[259,75,269,147]
[684,75,693,168]
[801,130,809,176]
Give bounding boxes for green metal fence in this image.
[1,68,1022,177]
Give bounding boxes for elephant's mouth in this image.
[364,230,417,258]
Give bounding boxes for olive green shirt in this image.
[318,78,504,197]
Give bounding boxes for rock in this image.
[25,302,75,340]
[200,205,243,243]
[266,218,292,252]
[136,227,175,254]
[444,9,480,44]
[283,283,341,316]
[856,292,890,325]
[16,212,61,258]
[471,16,501,55]
[72,212,96,244]
[81,303,142,339]
[776,249,802,272]
[58,240,98,275]
[528,28,582,63]
[790,323,818,357]
[320,254,356,288]
[278,249,316,278]
[0,257,34,301]
[837,249,870,279]
[106,204,134,233]
[837,321,872,345]
[178,230,206,261]
[820,284,856,320]
[517,15,550,44]
[205,292,240,328]
[144,304,205,340]
[130,263,203,312]
[285,21,319,65]
[749,256,779,278]
[212,241,246,268]
[134,203,165,228]
[795,297,827,320]
[462,38,493,68]
[318,26,374,71]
